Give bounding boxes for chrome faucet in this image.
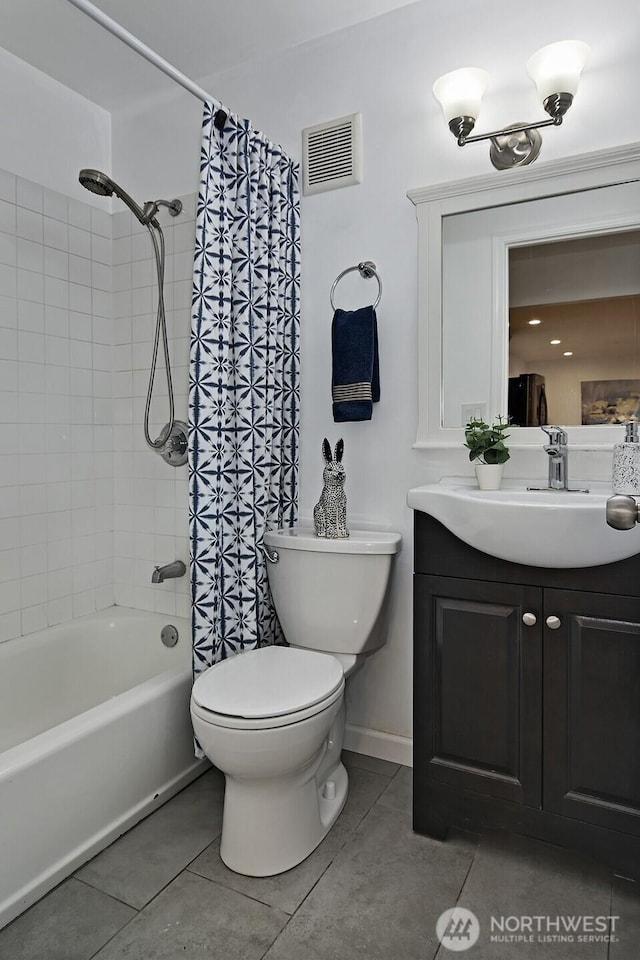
[151,560,186,584]
[542,425,569,489]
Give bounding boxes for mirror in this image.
[508,231,640,427]
[408,143,640,447]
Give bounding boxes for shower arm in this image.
[142,197,183,226]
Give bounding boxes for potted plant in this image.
[464,416,510,490]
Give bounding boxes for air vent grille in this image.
[302,113,362,196]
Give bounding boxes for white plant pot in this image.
[474,463,504,490]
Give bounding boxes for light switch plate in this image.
[461,403,487,424]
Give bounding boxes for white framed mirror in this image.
[408,143,640,448]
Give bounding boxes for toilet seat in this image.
[191,645,345,730]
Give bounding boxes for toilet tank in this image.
[263,527,401,656]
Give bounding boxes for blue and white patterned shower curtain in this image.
[189,102,300,686]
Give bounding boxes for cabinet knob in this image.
[522,612,537,626]
[546,615,561,630]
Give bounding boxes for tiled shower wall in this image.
[0,169,114,642]
[111,196,195,619]
[0,168,197,643]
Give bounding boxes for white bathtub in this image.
[0,606,205,930]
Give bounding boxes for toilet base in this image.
[219,759,348,876]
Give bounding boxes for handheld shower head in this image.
[78,168,150,226]
[78,168,114,198]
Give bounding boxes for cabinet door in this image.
[544,589,640,836]
[415,575,542,806]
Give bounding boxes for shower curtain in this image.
[189,102,300,686]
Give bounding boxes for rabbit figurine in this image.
[313,438,349,539]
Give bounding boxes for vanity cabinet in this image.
[414,512,640,877]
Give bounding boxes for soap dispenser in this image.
[612,421,640,494]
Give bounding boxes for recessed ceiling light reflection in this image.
[528,318,542,325]
[563,351,573,356]
[550,339,561,345]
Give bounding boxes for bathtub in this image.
[0,606,205,930]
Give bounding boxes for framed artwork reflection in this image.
[581,379,640,424]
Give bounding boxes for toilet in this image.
[190,525,401,877]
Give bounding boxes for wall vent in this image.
[302,113,362,196]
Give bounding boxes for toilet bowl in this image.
[190,525,401,876]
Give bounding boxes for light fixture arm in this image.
[458,114,561,147]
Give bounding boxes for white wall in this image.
[0,47,111,203]
[111,0,640,762]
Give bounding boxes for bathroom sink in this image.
[407,478,640,568]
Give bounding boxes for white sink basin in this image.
[407,478,640,568]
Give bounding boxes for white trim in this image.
[407,142,640,207]
[344,722,413,768]
[407,142,640,449]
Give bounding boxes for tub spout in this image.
[152,560,186,584]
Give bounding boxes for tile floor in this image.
[1,752,638,960]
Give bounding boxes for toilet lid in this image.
[191,645,344,719]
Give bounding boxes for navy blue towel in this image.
[331,306,380,422]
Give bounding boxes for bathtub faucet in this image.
[151,560,186,584]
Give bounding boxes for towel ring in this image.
[330,260,382,311]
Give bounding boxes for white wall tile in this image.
[0,199,16,234]
[0,171,16,204]
[69,254,91,286]
[68,225,91,258]
[17,207,43,243]
[0,611,21,643]
[0,295,18,329]
[17,178,43,214]
[45,305,69,338]
[68,199,91,231]
[44,247,68,280]
[0,359,18,392]
[90,206,111,239]
[6,171,196,640]
[43,189,68,223]
[17,237,43,273]
[17,268,44,303]
[91,233,111,265]
[0,390,18,422]
[44,217,68,252]
[0,578,21,614]
[0,326,17,360]
[0,231,17,266]
[21,603,47,635]
[0,262,17,297]
[18,299,44,332]
[47,595,73,626]
[45,275,69,309]
[20,546,46,580]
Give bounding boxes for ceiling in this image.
[0,0,423,111]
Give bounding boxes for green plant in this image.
[464,416,511,465]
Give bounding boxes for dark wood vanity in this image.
[413,511,640,877]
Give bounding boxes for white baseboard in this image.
[344,722,413,768]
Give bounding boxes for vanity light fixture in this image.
[432,40,590,170]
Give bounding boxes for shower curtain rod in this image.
[65,0,228,128]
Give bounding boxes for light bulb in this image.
[432,67,489,123]
[527,41,590,103]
